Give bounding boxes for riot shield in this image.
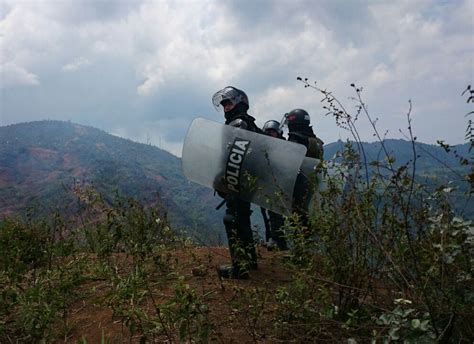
[301,156,323,194]
[182,117,307,215]
[292,157,322,212]
[300,157,321,181]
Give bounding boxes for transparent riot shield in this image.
[182,117,307,215]
[293,157,322,212]
[300,157,321,182]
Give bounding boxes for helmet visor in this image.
[212,87,242,110]
[280,113,289,128]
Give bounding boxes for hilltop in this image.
[0,120,223,242]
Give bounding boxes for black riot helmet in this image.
[262,120,283,137]
[212,86,249,112]
[282,109,311,132]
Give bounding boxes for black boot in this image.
[217,264,250,279]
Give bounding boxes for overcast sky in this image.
[1,0,473,156]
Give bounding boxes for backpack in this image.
[307,136,324,160]
[288,132,324,160]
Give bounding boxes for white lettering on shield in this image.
[225,138,250,193]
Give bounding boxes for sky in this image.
[1,0,473,156]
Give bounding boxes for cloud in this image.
[370,64,393,85]
[5,0,140,25]
[0,0,472,149]
[110,117,190,157]
[0,1,14,20]
[0,62,39,88]
[62,57,91,72]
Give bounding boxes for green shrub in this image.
[279,79,474,342]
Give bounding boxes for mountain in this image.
[324,139,471,170]
[1,123,471,342]
[323,139,471,187]
[1,121,471,236]
[0,120,224,242]
[324,139,473,219]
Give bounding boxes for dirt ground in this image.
[65,246,293,343]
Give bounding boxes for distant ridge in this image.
[323,138,472,219]
[0,120,222,242]
[323,139,470,169]
[1,120,471,234]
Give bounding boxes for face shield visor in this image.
[212,87,248,111]
[280,113,289,129]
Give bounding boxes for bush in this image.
[278,79,474,342]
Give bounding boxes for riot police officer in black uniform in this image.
[212,86,261,279]
[261,120,288,250]
[284,109,324,228]
[286,109,324,160]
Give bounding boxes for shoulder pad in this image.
[228,118,248,129]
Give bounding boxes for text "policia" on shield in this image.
[225,138,251,193]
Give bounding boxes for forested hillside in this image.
[0,120,223,242]
[1,121,471,230]
[324,139,472,219]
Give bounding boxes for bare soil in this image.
[64,247,293,343]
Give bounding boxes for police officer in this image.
[285,109,324,160]
[261,120,288,250]
[262,120,282,139]
[212,86,260,279]
[284,109,324,227]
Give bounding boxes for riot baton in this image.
[215,199,226,210]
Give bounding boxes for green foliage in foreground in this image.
[274,145,473,343]
[270,79,473,343]
[0,190,201,343]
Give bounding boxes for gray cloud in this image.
[0,62,39,87]
[62,57,91,72]
[18,0,140,24]
[1,0,472,156]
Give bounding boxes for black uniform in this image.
[221,103,260,277]
[212,86,266,278]
[261,120,288,250]
[262,208,287,250]
[288,127,324,160]
[288,123,324,228]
